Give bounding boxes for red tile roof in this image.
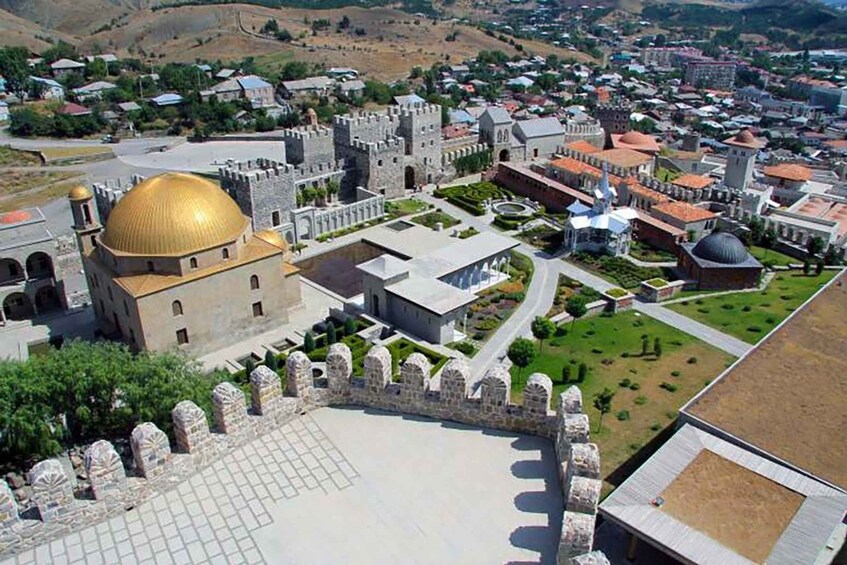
[763,164,813,182]
[653,201,718,223]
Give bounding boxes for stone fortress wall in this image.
[0,345,608,565]
[219,158,382,244]
[557,147,736,205]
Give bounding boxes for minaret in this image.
[593,162,616,215]
[67,185,102,254]
[722,129,765,191]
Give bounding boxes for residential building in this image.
[683,59,737,90]
[50,58,86,78]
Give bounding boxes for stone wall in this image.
[0,345,607,565]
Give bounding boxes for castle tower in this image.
[722,130,765,191]
[597,102,632,139]
[394,103,443,186]
[68,185,102,254]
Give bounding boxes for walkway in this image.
[5,408,562,565]
[631,301,752,358]
[621,254,677,268]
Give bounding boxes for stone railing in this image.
[0,345,608,565]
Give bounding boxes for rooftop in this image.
[0,208,52,253]
[683,271,847,491]
[595,148,653,169]
[564,140,601,154]
[723,129,766,150]
[652,201,718,223]
[514,117,564,139]
[671,174,714,191]
[611,131,661,153]
[601,424,847,565]
[763,163,813,182]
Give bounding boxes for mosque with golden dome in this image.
[69,172,301,355]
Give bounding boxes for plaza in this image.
[2,407,563,565]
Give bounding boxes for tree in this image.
[264,350,278,372]
[244,358,256,376]
[577,362,588,383]
[761,226,777,249]
[593,388,615,432]
[641,336,649,357]
[565,295,588,334]
[0,46,30,100]
[806,236,824,258]
[344,317,357,337]
[326,322,337,345]
[325,179,340,202]
[815,259,824,276]
[653,337,662,358]
[531,317,555,352]
[303,331,316,353]
[507,338,536,385]
[803,259,811,275]
[561,365,571,384]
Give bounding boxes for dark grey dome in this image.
[692,232,750,265]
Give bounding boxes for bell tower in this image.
[68,185,102,254]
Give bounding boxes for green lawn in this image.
[629,240,676,263]
[570,251,675,290]
[749,245,797,267]
[412,210,460,230]
[509,311,735,495]
[668,270,838,344]
[385,198,429,218]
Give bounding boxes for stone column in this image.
[130,422,171,480]
[84,440,126,500]
[286,351,313,399]
[400,352,430,404]
[250,365,282,416]
[568,443,601,481]
[172,400,212,456]
[28,459,75,522]
[564,476,602,515]
[212,382,249,435]
[440,358,470,407]
[364,346,391,396]
[326,343,353,394]
[479,366,510,414]
[0,481,19,528]
[523,373,553,418]
[558,511,595,561]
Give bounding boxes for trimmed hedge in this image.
[434,181,512,216]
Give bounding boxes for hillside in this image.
[0,8,78,51]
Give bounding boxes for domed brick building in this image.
[69,173,301,354]
[677,232,763,290]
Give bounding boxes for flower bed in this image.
[412,210,460,230]
[571,251,674,290]
[548,275,602,317]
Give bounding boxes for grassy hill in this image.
[0,8,78,51]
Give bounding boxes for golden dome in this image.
[254,229,288,251]
[100,172,248,256]
[68,185,92,201]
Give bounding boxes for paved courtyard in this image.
[4,408,562,565]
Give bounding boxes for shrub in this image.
[452,341,475,355]
[687,356,697,364]
[475,318,499,331]
[747,326,762,333]
[555,326,568,337]
[616,410,630,421]
[660,382,678,392]
[618,378,631,388]
[629,382,640,391]
[621,351,630,358]
[650,423,662,431]
[697,308,710,314]
[721,304,734,310]
[634,396,647,405]
[742,305,752,312]
[473,331,486,341]
[561,365,571,383]
[671,370,681,377]
[591,348,603,354]
[577,363,587,382]
[765,316,776,324]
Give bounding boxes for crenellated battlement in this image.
[292,159,349,181]
[281,125,333,140]
[0,344,607,564]
[387,102,441,118]
[348,136,404,155]
[333,111,393,128]
[218,158,295,185]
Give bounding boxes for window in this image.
[146,261,154,272]
[222,248,230,260]
[176,328,189,345]
[272,211,280,227]
[393,157,398,163]
[91,235,97,248]
[172,300,183,316]
[189,257,198,269]
[252,301,264,317]
[378,159,383,167]
[82,205,92,224]
[250,275,260,290]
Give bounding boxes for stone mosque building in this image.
[69,173,301,356]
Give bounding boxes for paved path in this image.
[621,254,677,268]
[5,408,561,565]
[631,300,752,358]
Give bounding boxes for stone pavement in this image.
[3,407,561,565]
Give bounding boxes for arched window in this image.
[222,248,230,260]
[189,257,198,269]
[146,261,154,272]
[172,300,183,317]
[250,275,260,290]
